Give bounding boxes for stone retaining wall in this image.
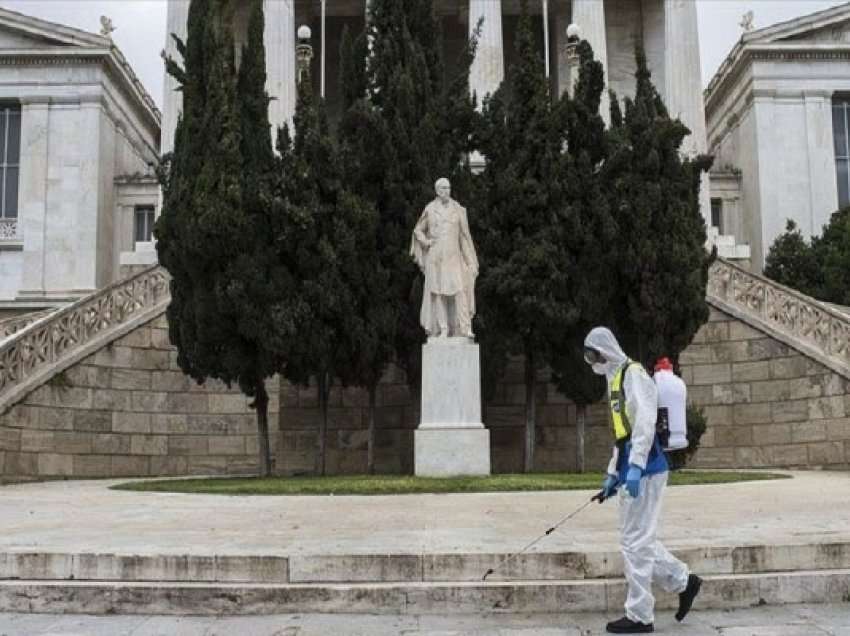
[277,306,850,474]
[2,304,849,481]
[0,315,278,482]
[682,309,850,470]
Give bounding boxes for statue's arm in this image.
[413,207,431,247]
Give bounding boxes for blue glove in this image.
[625,465,642,498]
[602,474,618,499]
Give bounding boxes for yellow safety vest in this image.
[609,362,642,442]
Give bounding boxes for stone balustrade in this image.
[0,265,170,412]
[0,310,54,342]
[707,259,850,381]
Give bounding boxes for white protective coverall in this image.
[584,327,690,625]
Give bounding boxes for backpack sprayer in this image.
[482,488,612,581]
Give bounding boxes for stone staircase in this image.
[0,265,170,414]
[707,259,850,381]
[0,543,847,615]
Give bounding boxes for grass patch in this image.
[111,471,789,496]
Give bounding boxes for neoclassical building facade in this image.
[0,8,160,315]
[163,0,710,224]
[706,4,850,270]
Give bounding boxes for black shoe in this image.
[676,574,702,622]
[605,616,654,634]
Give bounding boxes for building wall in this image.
[707,54,849,268]
[0,59,159,303]
[0,314,279,482]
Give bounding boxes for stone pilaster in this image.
[571,0,609,123]
[468,0,505,105]
[17,98,50,298]
[161,0,190,156]
[664,0,710,227]
[264,0,297,140]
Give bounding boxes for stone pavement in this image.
[1,471,848,557]
[0,604,847,635]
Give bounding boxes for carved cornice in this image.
[706,44,850,118]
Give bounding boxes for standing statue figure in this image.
[410,178,479,338]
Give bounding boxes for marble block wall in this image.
[681,307,850,470]
[0,313,279,482]
[2,306,848,482]
[278,306,850,475]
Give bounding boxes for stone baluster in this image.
[571,0,609,123]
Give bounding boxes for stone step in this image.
[0,569,848,616]
[2,541,849,584]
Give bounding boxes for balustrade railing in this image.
[0,310,54,342]
[0,265,170,405]
[707,258,850,378]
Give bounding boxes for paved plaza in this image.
[1,471,848,557]
[0,604,847,635]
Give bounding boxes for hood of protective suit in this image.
[584,327,628,380]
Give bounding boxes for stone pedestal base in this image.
[415,427,490,477]
[414,338,491,477]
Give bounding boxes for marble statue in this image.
[410,178,479,339]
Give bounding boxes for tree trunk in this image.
[367,384,377,475]
[524,350,536,473]
[317,372,329,476]
[576,403,586,474]
[255,383,272,477]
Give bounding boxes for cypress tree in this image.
[547,40,614,472]
[157,0,282,476]
[336,0,478,471]
[474,7,570,472]
[337,30,396,474]
[605,47,715,367]
[276,72,383,476]
[348,0,478,391]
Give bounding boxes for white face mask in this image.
[592,362,607,376]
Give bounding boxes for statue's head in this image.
[435,178,451,203]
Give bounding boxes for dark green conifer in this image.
[548,40,614,472]
[606,47,715,367]
[474,8,570,472]
[157,0,281,476]
[764,220,821,297]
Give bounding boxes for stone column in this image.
[468,0,504,105]
[17,98,50,298]
[571,0,609,123]
[664,0,710,228]
[554,1,572,96]
[264,0,297,142]
[161,0,190,156]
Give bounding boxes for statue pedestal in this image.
[415,338,490,477]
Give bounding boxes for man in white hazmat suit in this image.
[584,327,701,634]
